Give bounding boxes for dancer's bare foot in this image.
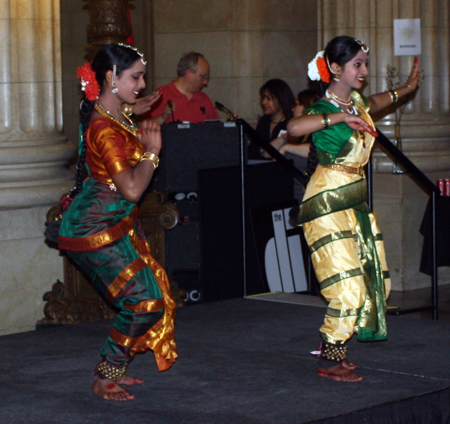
[92,375,135,401]
[117,374,144,386]
[342,359,357,370]
[318,365,363,382]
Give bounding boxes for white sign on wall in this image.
[394,19,421,56]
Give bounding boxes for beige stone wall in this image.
[373,171,450,291]
[0,208,63,335]
[150,0,318,125]
[372,174,428,291]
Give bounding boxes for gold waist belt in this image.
[323,164,365,176]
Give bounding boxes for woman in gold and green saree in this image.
[288,36,420,382]
[59,44,177,400]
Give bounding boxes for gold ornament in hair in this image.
[118,42,147,65]
[354,39,369,53]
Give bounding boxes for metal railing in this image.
[237,117,440,320]
[373,130,439,320]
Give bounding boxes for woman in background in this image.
[262,89,317,200]
[248,78,296,160]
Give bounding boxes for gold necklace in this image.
[326,89,353,106]
[94,103,138,136]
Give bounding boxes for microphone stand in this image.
[167,100,176,123]
[215,101,236,121]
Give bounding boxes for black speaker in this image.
[151,121,241,194]
[170,269,203,304]
[151,122,242,297]
[198,162,294,302]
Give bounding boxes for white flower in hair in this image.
[308,51,325,81]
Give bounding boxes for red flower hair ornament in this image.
[77,62,100,101]
[308,51,331,83]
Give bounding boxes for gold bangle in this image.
[393,90,399,103]
[387,91,394,103]
[140,152,160,169]
[321,113,330,129]
[389,90,398,104]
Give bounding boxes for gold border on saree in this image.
[323,164,365,176]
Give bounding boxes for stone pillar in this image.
[0,0,76,335]
[1,0,76,208]
[84,0,134,60]
[318,0,450,290]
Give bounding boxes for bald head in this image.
[175,51,210,94]
[177,52,205,76]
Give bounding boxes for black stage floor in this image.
[1,296,450,424]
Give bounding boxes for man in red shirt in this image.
[141,52,220,124]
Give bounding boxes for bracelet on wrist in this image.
[140,152,160,169]
[388,89,399,104]
[321,113,331,130]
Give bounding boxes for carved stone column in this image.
[0,0,76,209]
[84,0,134,60]
[317,0,450,291]
[0,0,76,336]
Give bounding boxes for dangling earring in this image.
[333,74,340,82]
[112,64,118,94]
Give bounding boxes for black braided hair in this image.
[70,44,142,198]
[304,35,365,183]
[70,99,95,198]
[259,79,296,121]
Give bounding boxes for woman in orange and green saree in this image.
[59,43,177,401]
